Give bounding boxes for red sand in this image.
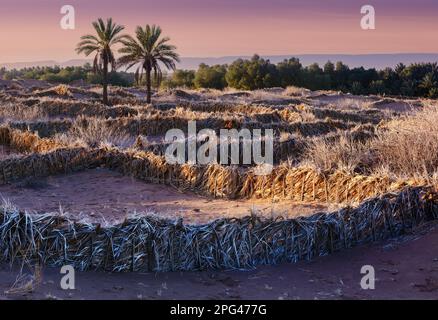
[0,168,329,224]
[1,222,437,300]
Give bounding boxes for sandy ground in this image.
[307,93,423,113]
[0,168,329,224]
[309,93,377,107]
[0,222,437,300]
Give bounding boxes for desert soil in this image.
[0,222,437,300]
[0,168,329,224]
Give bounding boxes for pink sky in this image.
[1,0,438,62]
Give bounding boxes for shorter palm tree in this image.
[76,18,127,105]
[118,25,180,103]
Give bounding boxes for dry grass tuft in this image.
[372,106,438,179]
[4,264,42,296]
[283,86,311,97]
[53,84,71,96]
[302,133,371,174]
[302,105,438,180]
[0,102,46,122]
[61,116,134,149]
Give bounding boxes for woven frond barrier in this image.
[134,127,376,166]
[0,187,436,272]
[172,102,383,125]
[175,102,303,124]
[0,148,106,183]
[135,135,306,165]
[0,94,139,119]
[36,100,139,119]
[103,116,354,137]
[104,149,413,203]
[174,102,274,114]
[9,121,73,138]
[2,98,374,143]
[0,126,64,153]
[310,107,383,124]
[0,145,423,204]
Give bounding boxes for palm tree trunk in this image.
[102,57,109,105]
[146,65,152,104]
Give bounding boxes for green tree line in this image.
[2,54,438,98]
[0,64,134,87]
[164,54,438,98]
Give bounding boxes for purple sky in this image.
[1,0,438,62]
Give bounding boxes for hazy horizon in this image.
[3,52,438,64]
[3,53,438,71]
[1,0,438,63]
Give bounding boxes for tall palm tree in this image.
[118,25,180,103]
[76,18,127,105]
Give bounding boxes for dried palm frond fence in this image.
[37,100,140,119]
[0,144,421,204]
[173,102,302,123]
[0,97,140,119]
[158,102,328,124]
[0,187,437,272]
[157,102,253,113]
[173,102,385,125]
[131,124,375,165]
[0,126,64,153]
[33,84,73,98]
[135,134,306,165]
[102,115,355,138]
[180,102,279,116]
[0,148,106,184]
[30,104,356,138]
[9,120,73,138]
[5,115,365,153]
[104,149,418,203]
[310,107,384,125]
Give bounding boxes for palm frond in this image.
[77,18,128,72]
[117,24,179,74]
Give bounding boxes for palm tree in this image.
[118,25,180,103]
[76,18,127,105]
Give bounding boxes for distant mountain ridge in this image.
[2,53,438,71]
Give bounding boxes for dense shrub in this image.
[163,69,195,88]
[193,63,227,89]
[225,55,280,90]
